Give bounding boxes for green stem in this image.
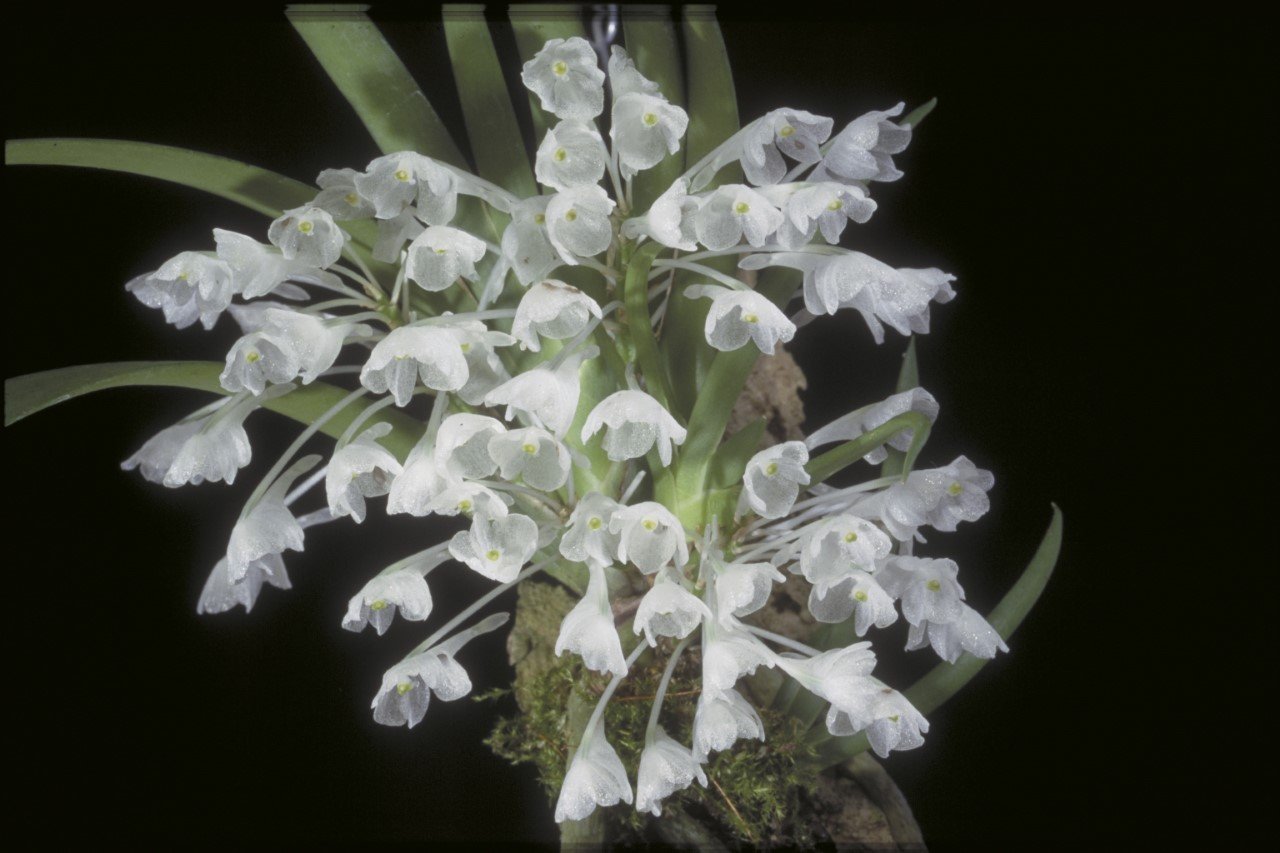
[622,241,676,408]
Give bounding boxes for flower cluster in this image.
[120,37,999,822]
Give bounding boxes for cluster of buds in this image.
[120,37,1000,822]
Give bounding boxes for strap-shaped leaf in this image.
[4,138,381,253]
[810,505,1064,767]
[443,5,536,199]
[622,9,685,212]
[286,6,467,166]
[681,5,738,166]
[508,5,589,143]
[6,138,314,218]
[4,361,424,460]
[880,338,920,479]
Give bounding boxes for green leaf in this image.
[4,138,381,255]
[622,9,685,212]
[286,6,467,166]
[903,97,938,129]
[811,505,1064,768]
[709,419,766,490]
[624,241,677,409]
[680,5,738,165]
[508,5,589,142]
[804,411,933,486]
[443,5,536,200]
[4,361,424,460]
[879,337,919,479]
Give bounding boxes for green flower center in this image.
[565,209,578,222]
[743,313,760,324]
[843,531,858,543]
[765,462,778,475]
[533,213,546,224]
[948,481,963,496]
[827,199,843,211]
[734,201,750,214]
[588,517,602,530]
[642,519,657,531]
[298,220,314,234]
[394,169,411,182]
[778,125,796,137]
[396,682,414,696]
[370,599,388,611]
[458,499,473,512]
[554,147,568,162]
[926,579,942,592]
[522,443,538,454]
[552,60,568,76]
[642,112,658,126]
[854,590,869,602]
[486,549,501,561]
[245,350,261,363]
[345,192,360,206]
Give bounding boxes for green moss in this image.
[481,643,823,846]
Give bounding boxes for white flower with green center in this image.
[798,514,894,593]
[196,554,290,616]
[555,561,628,676]
[807,571,898,635]
[311,167,375,220]
[610,501,689,574]
[906,602,1007,663]
[488,427,570,491]
[739,440,811,518]
[213,229,342,299]
[685,284,796,355]
[433,413,505,480]
[448,511,539,582]
[501,196,560,286]
[521,36,605,122]
[404,226,487,292]
[582,390,687,465]
[635,727,707,817]
[226,455,320,580]
[742,107,834,185]
[813,102,913,184]
[693,184,784,250]
[692,688,765,761]
[534,120,607,191]
[326,423,403,524]
[805,387,939,465]
[712,561,785,622]
[354,151,457,223]
[620,177,700,250]
[558,491,623,566]
[878,556,966,627]
[220,333,301,396]
[510,280,602,352]
[764,181,877,248]
[861,455,993,540]
[425,480,512,519]
[612,92,688,178]
[125,251,235,331]
[360,321,513,406]
[372,649,470,729]
[343,564,436,636]
[633,572,712,646]
[546,184,615,264]
[554,717,632,823]
[483,346,593,437]
[268,205,345,269]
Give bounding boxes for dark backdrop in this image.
[3,4,1270,847]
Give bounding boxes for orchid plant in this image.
[3,6,1061,845]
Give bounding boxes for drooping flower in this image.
[684,285,795,355]
[559,491,624,566]
[692,688,765,761]
[611,91,688,178]
[546,185,616,264]
[741,108,834,185]
[311,167,376,220]
[555,561,628,676]
[764,181,877,248]
[326,423,403,523]
[554,717,632,822]
[620,178,700,250]
[804,387,940,465]
[501,196,561,286]
[860,456,994,540]
[701,617,772,692]
[226,455,321,581]
[404,226,487,292]
[484,345,594,437]
[355,151,457,224]
[433,413,505,480]
[267,205,346,269]
[807,571,898,635]
[877,556,966,627]
[693,184,784,250]
[610,501,689,574]
[360,321,513,406]
[905,602,1008,663]
[125,251,236,331]
[510,280,602,352]
[488,427,571,491]
[812,103,913,184]
[343,561,437,635]
[713,561,785,621]
[633,573,711,646]
[635,727,707,816]
[214,228,341,299]
[797,514,894,593]
[196,554,291,616]
[582,390,687,465]
[122,395,260,488]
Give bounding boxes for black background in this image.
[3,4,1272,848]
